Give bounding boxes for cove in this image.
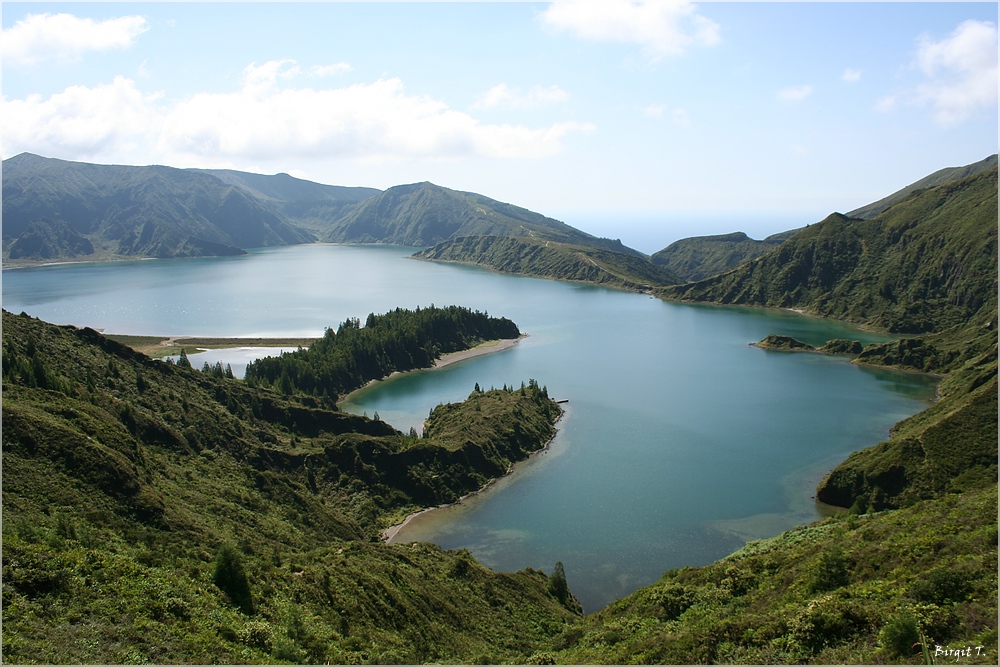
[2,244,938,612]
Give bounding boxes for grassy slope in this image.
[320,182,644,256]
[552,485,997,664]
[650,231,792,282]
[659,168,998,334]
[847,154,997,219]
[414,235,681,290]
[1,310,578,665]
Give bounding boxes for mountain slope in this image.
[1,309,578,664]
[659,167,998,334]
[413,235,681,289]
[320,181,644,255]
[847,153,998,219]
[3,154,643,264]
[551,483,997,664]
[2,153,314,260]
[193,168,381,229]
[650,230,796,282]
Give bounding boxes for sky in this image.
[2,1,997,251]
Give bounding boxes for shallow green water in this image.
[3,244,938,611]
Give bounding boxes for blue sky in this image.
[3,2,997,250]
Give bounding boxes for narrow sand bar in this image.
[338,336,524,403]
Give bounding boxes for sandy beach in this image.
[431,336,523,368]
[338,336,524,403]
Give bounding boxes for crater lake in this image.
[2,243,938,611]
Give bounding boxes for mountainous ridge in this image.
[650,229,797,282]
[413,235,680,290]
[658,167,998,334]
[846,153,998,220]
[2,153,639,263]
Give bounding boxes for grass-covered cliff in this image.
[413,235,681,290]
[1,309,578,664]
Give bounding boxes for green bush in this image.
[807,547,849,593]
[879,613,920,658]
[239,620,274,652]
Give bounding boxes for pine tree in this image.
[213,544,254,615]
[547,561,570,605]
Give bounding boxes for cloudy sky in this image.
[3,1,997,250]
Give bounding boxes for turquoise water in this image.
[3,244,938,611]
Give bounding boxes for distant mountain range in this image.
[2,153,636,262]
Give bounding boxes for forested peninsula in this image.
[243,305,520,401]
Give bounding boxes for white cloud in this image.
[472,83,570,110]
[2,76,160,158]
[777,85,813,103]
[672,107,691,128]
[540,0,720,62]
[914,20,998,125]
[842,68,861,83]
[1,61,596,165]
[643,103,667,118]
[643,103,690,127]
[875,95,897,114]
[1,12,149,66]
[312,63,352,77]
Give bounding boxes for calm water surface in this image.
[3,245,938,611]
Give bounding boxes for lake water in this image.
[2,244,938,611]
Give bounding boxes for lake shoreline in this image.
[338,335,525,404]
[381,408,564,544]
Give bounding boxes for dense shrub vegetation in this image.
[550,486,997,664]
[1,309,575,664]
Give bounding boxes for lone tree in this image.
[547,561,570,605]
[213,544,254,615]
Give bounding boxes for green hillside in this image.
[847,154,997,219]
[2,153,314,261]
[1,309,578,664]
[318,182,643,255]
[414,235,680,290]
[650,230,795,282]
[659,168,998,334]
[550,484,997,664]
[3,154,643,264]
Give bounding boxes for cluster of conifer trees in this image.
[244,305,519,400]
